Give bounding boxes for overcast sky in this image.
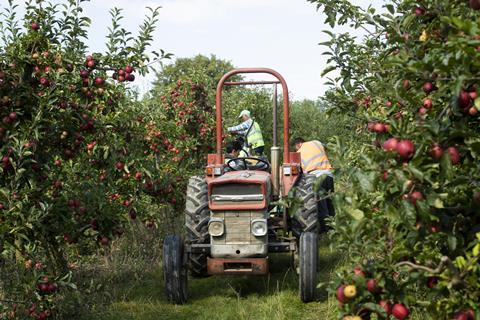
[2,0,385,100]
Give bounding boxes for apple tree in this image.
[309,0,480,318]
[0,0,168,317]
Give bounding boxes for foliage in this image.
[0,1,208,318]
[149,54,239,105]
[147,54,279,152]
[310,0,480,318]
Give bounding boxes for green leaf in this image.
[321,66,336,77]
[385,4,394,14]
[448,236,457,252]
[440,153,453,181]
[409,166,424,181]
[433,198,444,209]
[473,244,479,257]
[475,97,480,110]
[346,207,364,220]
[455,256,466,268]
[363,302,387,318]
[355,171,374,192]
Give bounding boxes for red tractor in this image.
[163,68,320,303]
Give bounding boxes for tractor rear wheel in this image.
[291,174,319,237]
[185,176,210,277]
[299,231,318,303]
[163,234,188,304]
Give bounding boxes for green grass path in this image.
[84,246,342,320]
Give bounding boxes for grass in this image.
[80,237,344,320]
[1,223,427,320]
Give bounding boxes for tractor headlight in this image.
[251,219,267,237]
[208,219,224,237]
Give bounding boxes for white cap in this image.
[238,110,251,118]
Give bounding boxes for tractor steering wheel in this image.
[226,157,271,171]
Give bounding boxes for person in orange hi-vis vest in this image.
[292,137,335,232]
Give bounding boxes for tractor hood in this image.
[208,171,271,211]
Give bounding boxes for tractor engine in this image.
[206,171,271,273]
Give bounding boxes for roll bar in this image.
[215,68,290,164]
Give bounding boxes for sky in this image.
[1,0,385,100]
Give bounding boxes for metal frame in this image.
[214,68,290,165]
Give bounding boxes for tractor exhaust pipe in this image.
[271,146,280,197]
[271,83,280,197]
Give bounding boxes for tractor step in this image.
[207,257,268,275]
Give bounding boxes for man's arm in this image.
[227,119,252,133]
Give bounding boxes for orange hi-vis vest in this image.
[298,140,333,173]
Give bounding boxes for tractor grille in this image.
[211,211,266,244]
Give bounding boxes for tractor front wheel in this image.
[298,231,318,303]
[163,234,188,304]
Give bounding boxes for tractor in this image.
[163,68,320,304]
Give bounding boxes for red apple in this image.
[94,77,104,86]
[79,70,89,78]
[427,276,438,288]
[392,303,409,320]
[134,172,142,181]
[382,170,389,181]
[85,55,93,61]
[31,22,40,30]
[8,112,17,121]
[115,162,125,170]
[100,236,109,246]
[422,82,434,94]
[38,283,49,293]
[379,300,393,315]
[402,79,411,90]
[470,0,480,10]
[469,91,478,99]
[396,140,415,159]
[90,219,98,231]
[2,156,10,166]
[423,98,433,109]
[447,146,460,165]
[467,310,475,319]
[86,59,95,68]
[418,107,428,115]
[336,285,346,303]
[430,144,443,160]
[409,191,424,205]
[414,7,425,15]
[469,106,478,115]
[366,279,378,293]
[373,123,386,133]
[125,65,134,73]
[383,138,398,151]
[453,310,474,320]
[458,90,471,109]
[353,266,365,278]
